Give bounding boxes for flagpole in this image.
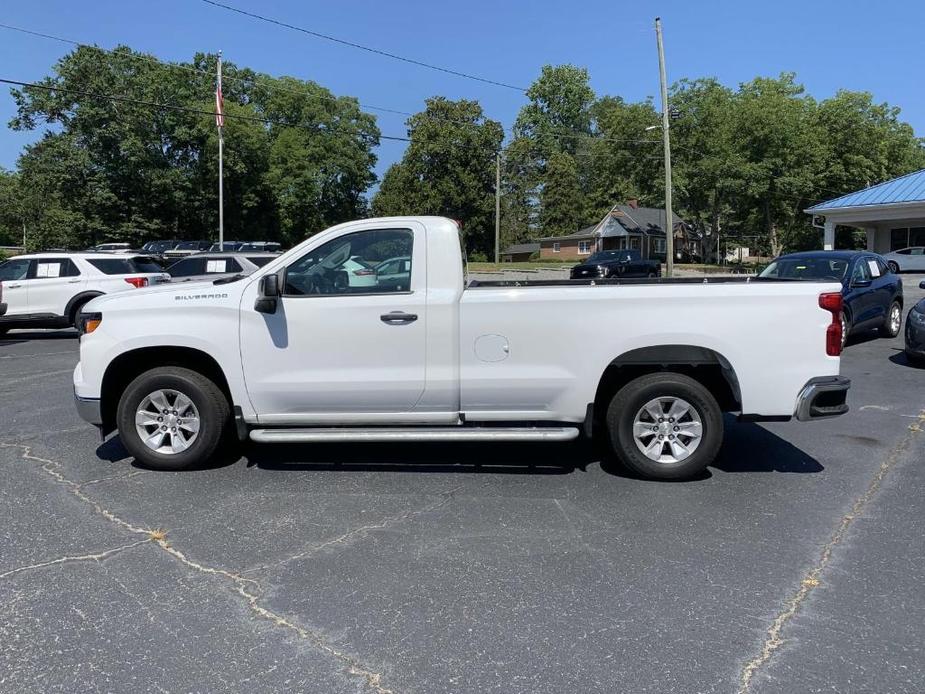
[217,50,224,248]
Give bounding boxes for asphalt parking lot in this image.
[1,276,924,694]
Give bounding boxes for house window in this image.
[629,237,641,250]
[578,241,591,254]
[654,239,666,254]
[552,242,561,253]
[911,227,925,247]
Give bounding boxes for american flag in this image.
[215,84,224,128]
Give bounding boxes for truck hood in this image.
[84,278,248,312]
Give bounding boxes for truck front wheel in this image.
[116,367,231,471]
[606,372,723,480]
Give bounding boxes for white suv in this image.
[0,253,169,334]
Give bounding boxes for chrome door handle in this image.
[6,283,21,288]
[68,279,81,283]
[380,311,418,325]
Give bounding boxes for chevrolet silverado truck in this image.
[73,217,850,480]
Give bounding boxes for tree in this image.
[505,65,597,237]
[372,97,503,256]
[8,46,380,249]
[540,152,586,236]
[0,169,23,246]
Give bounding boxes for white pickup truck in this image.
[73,217,850,480]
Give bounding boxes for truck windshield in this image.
[759,257,848,281]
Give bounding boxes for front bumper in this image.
[905,310,925,357]
[795,376,851,421]
[74,391,102,426]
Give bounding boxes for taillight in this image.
[124,277,149,288]
[819,292,843,356]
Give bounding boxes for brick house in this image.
[538,200,696,261]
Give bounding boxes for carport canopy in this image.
[805,169,925,252]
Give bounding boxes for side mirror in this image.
[920,280,925,290]
[254,273,281,314]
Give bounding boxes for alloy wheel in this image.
[632,396,703,463]
[134,389,201,455]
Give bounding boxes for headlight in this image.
[597,265,608,277]
[909,309,925,328]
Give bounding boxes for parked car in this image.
[166,253,280,283]
[74,216,850,480]
[883,247,925,274]
[141,240,180,255]
[376,255,412,291]
[759,251,903,347]
[208,241,244,252]
[239,242,282,253]
[88,242,133,253]
[570,249,661,279]
[905,280,925,365]
[164,241,212,259]
[0,253,169,333]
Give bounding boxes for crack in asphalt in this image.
[241,488,461,577]
[0,539,151,579]
[736,410,925,694]
[0,442,396,694]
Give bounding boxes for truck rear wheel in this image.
[117,367,231,471]
[606,372,723,480]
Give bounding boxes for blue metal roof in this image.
[807,169,925,211]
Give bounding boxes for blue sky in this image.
[1,0,922,190]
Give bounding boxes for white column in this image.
[823,220,835,251]
[865,227,876,252]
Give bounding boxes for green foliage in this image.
[371,97,503,256]
[8,46,380,249]
[502,66,925,255]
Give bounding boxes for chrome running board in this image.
[249,426,580,444]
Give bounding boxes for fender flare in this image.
[65,291,104,324]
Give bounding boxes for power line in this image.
[198,0,527,92]
[0,21,496,132]
[0,78,410,142]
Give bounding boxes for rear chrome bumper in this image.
[795,376,850,421]
[74,391,102,426]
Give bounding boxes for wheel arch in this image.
[65,291,104,325]
[100,346,233,435]
[591,344,741,436]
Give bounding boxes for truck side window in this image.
[284,229,413,296]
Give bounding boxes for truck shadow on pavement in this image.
[97,417,822,478]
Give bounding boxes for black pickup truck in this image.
[570,249,662,279]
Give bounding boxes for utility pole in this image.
[655,17,674,277]
[216,50,224,247]
[494,153,501,263]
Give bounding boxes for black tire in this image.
[68,297,96,328]
[606,372,723,480]
[879,301,902,338]
[117,366,231,471]
[888,261,900,274]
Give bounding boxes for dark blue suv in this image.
[759,251,903,347]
